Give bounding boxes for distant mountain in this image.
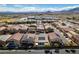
[0,11,53,14]
[59,7,79,14]
[0,7,79,14]
[68,7,79,12]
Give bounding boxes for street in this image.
[0,49,79,54]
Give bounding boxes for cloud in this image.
[13,4,25,8]
[0,4,7,7]
[0,6,58,12]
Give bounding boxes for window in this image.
[38,42,44,45]
[38,37,45,40]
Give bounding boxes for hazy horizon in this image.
[0,4,79,12]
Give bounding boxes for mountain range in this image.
[0,7,79,14]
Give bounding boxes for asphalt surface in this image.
[0,49,79,54]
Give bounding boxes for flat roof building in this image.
[35,33,50,47]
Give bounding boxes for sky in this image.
[0,4,79,12]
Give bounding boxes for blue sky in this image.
[0,4,79,12]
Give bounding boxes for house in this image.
[48,32,63,47]
[71,34,79,45]
[0,35,11,48]
[21,33,35,48]
[6,33,24,49]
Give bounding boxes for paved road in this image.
[0,49,79,54]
